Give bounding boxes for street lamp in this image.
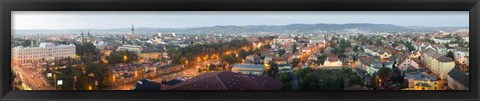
[53,74,57,89]
[123,55,128,62]
[379,79,382,87]
[112,75,116,89]
[73,76,77,90]
[88,85,92,90]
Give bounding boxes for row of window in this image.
[16,47,75,52]
[16,56,73,63]
[15,52,75,59]
[15,50,75,56]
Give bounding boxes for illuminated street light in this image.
[379,79,382,87]
[73,76,77,90]
[88,85,92,90]
[123,55,128,62]
[112,75,116,82]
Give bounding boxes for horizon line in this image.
[13,23,469,30]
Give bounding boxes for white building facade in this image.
[116,45,142,54]
[12,42,76,66]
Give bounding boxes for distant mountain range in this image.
[13,23,468,35]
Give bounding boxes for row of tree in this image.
[43,42,114,90]
[294,68,364,90]
[167,38,250,65]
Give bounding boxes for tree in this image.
[294,36,299,41]
[374,39,383,46]
[85,62,112,89]
[266,62,279,77]
[275,73,292,90]
[106,50,138,65]
[300,73,320,90]
[376,67,393,85]
[166,38,251,65]
[21,39,31,47]
[75,43,99,56]
[238,49,248,59]
[180,57,188,65]
[404,42,415,52]
[278,49,286,56]
[292,44,298,53]
[353,45,360,52]
[390,61,403,83]
[317,55,327,64]
[412,37,418,42]
[221,54,238,64]
[446,51,454,60]
[295,68,314,78]
[59,41,68,45]
[291,58,300,67]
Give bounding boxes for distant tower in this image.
[36,33,41,47]
[127,24,135,40]
[131,24,135,34]
[87,31,94,43]
[122,35,125,44]
[172,31,176,37]
[30,39,34,47]
[81,30,85,43]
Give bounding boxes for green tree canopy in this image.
[376,67,393,84]
[21,39,31,47]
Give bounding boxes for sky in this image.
[12,11,469,30]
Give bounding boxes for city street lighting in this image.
[112,75,116,89]
[123,55,128,62]
[73,76,77,90]
[88,85,92,90]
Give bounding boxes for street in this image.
[13,65,54,90]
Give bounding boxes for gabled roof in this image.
[448,68,469,88]
[454,47,468,52]
[166,71,283,90]
[423,48,453,62]
[358,56,375,66]
[162,79,183,86]
[134,79,161,90]
[434,44,446,49]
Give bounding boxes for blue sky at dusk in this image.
[13,11,468,30]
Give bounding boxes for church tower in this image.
[87,31,94,43]
[131,24,135,34]
[36,33,41,47]
[122,33,126,44]
[127,24,135,40]
[81,30,85,43]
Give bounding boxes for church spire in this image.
[36,33,41,47]
[131,24,135,34]
[122,33,126,44]
[81,30,85,43]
